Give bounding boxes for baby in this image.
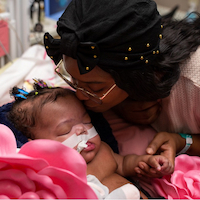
[8,80,172,199]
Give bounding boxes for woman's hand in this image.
[134,132,179,178]
[145,132,183,169]
[113,98,162,125]
[143,132,200,175]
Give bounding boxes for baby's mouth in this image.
[77,140,88,153]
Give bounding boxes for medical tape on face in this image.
[62,126,98,148]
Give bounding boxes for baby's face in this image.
[33,95,101,163]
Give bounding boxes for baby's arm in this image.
[114,153,173,178]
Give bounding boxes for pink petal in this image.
[0,156,48,172]
[0,195,10,199]
[39,167,98,199]
[0,162,9,170]
[20,139,87,180]
[26,168,67,199]
[0,169,36,191]
[175,155,200,172]
[185,170,200,182]
[36,190,56,199]
[192,182,200,199]
[0,180,22,198]
[184,195,194,200]
[0,124,17,155]
[184,172,200,198]
[153,173,190,199]
[152,177,180,199]
[176,186,190,199]
[168,195,174,200]
[171,170,187,189]
[19,192,39,199]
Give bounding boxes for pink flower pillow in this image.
[152,154,200,199]
[0,124,97,199]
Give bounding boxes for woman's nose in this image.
[75,89,90,101]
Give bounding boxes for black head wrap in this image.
[44,0,162,74]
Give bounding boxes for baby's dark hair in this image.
[8,80,75,139]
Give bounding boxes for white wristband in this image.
[177,133,193,156]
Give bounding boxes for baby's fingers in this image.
[160,160,174,175]
[134,161,149,176]
[135,162,158,177]
[138,161,151,173]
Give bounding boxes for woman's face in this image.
[63,55,129,112]
[33,95,101,163]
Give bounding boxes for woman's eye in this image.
[88,87,105,94]
[92,88,104,93]
[70,77,104,93]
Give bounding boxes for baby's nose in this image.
[73,124,87,136]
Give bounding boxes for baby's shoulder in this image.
[87,141,118,179]
[95,142,117,164]
[100,141,116,156]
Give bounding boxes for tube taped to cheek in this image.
[62,126,98,148]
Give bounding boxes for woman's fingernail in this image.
[157,166,161,171]
[146,148,153,154]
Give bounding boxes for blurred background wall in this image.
[155,0,200,12]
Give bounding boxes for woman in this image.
[44,0,200,186]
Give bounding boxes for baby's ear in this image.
[28,138,32,141]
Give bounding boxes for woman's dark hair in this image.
[7,85,75,139]
[102,14,200,101]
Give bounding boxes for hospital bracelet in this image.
[176,133,193,156]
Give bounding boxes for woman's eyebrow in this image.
[72,77,104,85]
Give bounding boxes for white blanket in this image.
[0,44,64,106]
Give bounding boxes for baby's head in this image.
[8,82,76,139]
[8,80,101,163]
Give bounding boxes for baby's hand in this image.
[135,155,174,178]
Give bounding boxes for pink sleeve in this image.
[103,110,156,156]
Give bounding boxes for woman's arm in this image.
[146,131,200,158]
